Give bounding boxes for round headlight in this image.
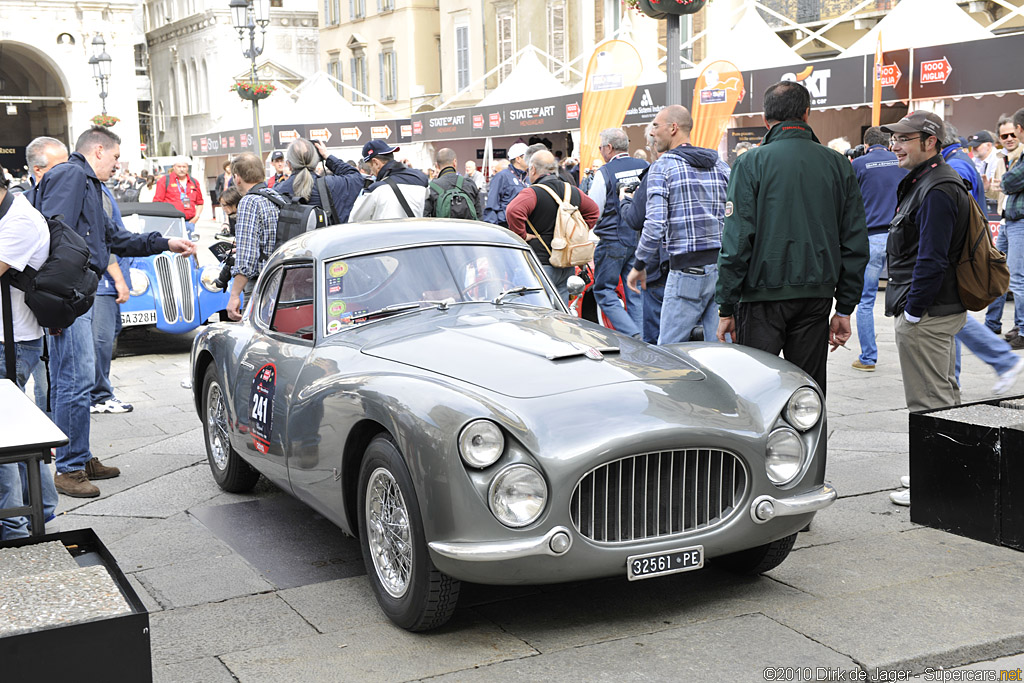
[766,428,805,486]
[489,465,547,527]
[458,420,504,468]
[786,387,822,431]
[128,269,149,296]
[200,265,222,293]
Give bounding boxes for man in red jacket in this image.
[153,157,204,224]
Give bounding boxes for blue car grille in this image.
[153,254,195,324]
[570,449,748,543]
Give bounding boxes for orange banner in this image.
[871,32,883,127]
[580,40,643,171]
[690,61,745,151]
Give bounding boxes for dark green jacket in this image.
[715,121,869,316]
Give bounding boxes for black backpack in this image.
[428,175,477,220]
[0,190,99,330]
[248,186,328,247]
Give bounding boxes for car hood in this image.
[356,306,705,398]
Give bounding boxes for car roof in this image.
[268,218,530,265]
[118,202,187,219]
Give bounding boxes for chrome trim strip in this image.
[428,526,573,561]
[154,255,178,323]
[749,484,838,524]
[176,254,195,323]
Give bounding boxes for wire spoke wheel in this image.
[366,467,413,597]
[206,382,230,471]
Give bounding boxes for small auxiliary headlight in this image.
[786,387,822,431]
[128,269,149,296]
[458,419,504,468]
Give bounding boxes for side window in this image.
[270,265,316,340]
[256,269,283,327]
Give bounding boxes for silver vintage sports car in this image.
[190,220,836,631]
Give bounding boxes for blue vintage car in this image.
[117,202,232,333]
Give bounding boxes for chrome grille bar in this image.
[154,255,178,323]
[176,254,195,323]
[570,448,747,544]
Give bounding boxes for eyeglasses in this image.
[1001,133,1017,140]
[891,135,922,145]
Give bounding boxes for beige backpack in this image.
[526,183,595,267]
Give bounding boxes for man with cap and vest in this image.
[153,156,204,225]
[267,150,290,188]
[587,128,647,338]
[483,142,529,228]
[882,110,973,507]
[349,140,429,221]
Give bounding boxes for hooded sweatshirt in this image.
[633,144,730,273]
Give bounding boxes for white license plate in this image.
[121,310,157,326]
[627,545,704,581]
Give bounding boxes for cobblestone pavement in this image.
[32,218,1024,682]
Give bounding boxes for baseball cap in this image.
[881,111,944,139]
[362,139,400,162]
[507,142,529,160]
[966,131,995,147]
[270,150,284,161]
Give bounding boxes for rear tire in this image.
[202,366,260,493]
[715,533,797,575]
[357,434,459,631]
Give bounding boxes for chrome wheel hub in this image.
[206,382,230,471]
[365,467,413,598]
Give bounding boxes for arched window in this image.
[189,59,199,114]
[158,101,166,133]
[200,59,210,113]
[180,62,191,115]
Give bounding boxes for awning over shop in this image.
[712,6,805,71]
[844,0,993,56]
[191,119,411,157]
[478,47,571,106]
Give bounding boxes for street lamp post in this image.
[230,0,271,159]
[89,34,113,116]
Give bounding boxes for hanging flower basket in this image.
[91,114,120,127]
[634,0,706,18]
[232,81,275,102]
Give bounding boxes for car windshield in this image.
[119,213,187,239]
[323,244,557,336]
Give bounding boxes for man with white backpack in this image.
[506,151,600,306]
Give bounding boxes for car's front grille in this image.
[154,255,177,323]
[570,449,748,543]
[153,254,195,324]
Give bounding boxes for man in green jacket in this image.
[715,81,869,395]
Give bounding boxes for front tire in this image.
[715,532,798,575]
[357,434,460,631]
[202,366,260,493]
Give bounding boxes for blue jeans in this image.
[986,227,1010,333]
[643,279,666,344]
[659,265,719,345]
[48,308,95,473]
[0,337,57,535]
[92,295,118,405]
[954,315,1020,382]
[1005,219,1024,332]
[593,239,643,338]
[856,233,888,365]
[542,264,575,308]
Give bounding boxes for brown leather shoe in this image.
[54,470,100,498]
[84,457,120,480]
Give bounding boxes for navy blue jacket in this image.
[35,152,170,273]
[941,143,986,208]
[483,165,528,226]
[274,155,364,223]
[588,154,648,242]
[619,167,667,285]
[851,145,907,231]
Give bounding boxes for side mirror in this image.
[190,232,200,242]
[567,275,585,297]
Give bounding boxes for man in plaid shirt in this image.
[627,104,730,344]
[228,153,282,320]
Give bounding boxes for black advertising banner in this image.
[191,119,410,157]
[913,33,1024,100]
[411,95,584,142]
[191,127,274,156]
[725,126,767,164]
[865,48,911,104]
[747,55,867,112]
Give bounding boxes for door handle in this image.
[240,361,255,370]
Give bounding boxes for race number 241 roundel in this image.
[249,363,276,454]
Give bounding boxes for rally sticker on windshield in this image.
[249,363,276,454]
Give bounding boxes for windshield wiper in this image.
[492,286,544,305]
[354,299,455,322]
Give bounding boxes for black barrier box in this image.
[0,528,151,681]
[910,396,1024,550]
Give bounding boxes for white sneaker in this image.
[899,475,910,488]
[890,488,910,506]
[993,357,1024,395]
[93,398,134,414]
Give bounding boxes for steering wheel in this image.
[460,278,516,299]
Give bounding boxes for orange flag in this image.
[871,32,883,127]
[581,40,643,171]
[691,60,745,151]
